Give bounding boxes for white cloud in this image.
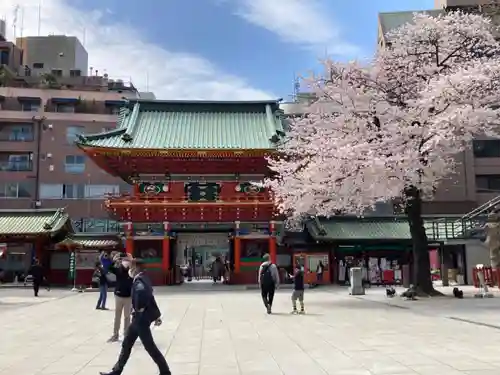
[0,0,274,100]
[232,0,360,57]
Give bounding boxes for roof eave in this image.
[75,128,127,146]
[127,98,283,106]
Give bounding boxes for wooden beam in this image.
[79,146,275,157]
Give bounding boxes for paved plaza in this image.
[2,286,500,375]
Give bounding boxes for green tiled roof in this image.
[76,99,285,150]
[57,233,121,249]
[378,9,444,36]
[0,208,71,236]
[307,218,411,241]
[306,216,469,242]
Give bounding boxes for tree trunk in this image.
[404,186,439,296]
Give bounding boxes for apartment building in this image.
[16,35,88,78]
[0,30,138,232]
[372,5,500,214]
[281,90,500,216]
[435,0,482,9]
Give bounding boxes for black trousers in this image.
[261,286,275,308]
[112,317,170,375]
[33,281,40,296]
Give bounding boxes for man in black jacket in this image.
[108,253,133,342]
[100,258,171,375]
[28,259,44,297]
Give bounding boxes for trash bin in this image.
[349,267,365,295]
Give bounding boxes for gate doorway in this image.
[175,232,230,282]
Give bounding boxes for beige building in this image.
[435,0,482,8]
[0,32,140,232]
[281,92,500,216]
[16,35,88,78]
[374,6,500,214]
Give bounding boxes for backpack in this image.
[260,263,275,287]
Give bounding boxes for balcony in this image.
[0,160,33,171]
[42,110,117,123]
[104,193,274,204]
[0,123,34,142]
[0,153,33,171]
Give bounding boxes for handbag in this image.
[92,269,100,284]
[105,272,113,283]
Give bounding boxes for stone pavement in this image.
[0,287,73,311]
[2,286,500,375]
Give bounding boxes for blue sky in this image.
[2,0,435,100]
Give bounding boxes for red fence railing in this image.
[472,267,500,288]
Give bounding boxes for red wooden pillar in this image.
[34,239,44,260]
[234,221,241,273]
[125,222,134,257]
[269,221,277,264]
[162,222,170,284]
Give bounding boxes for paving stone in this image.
[3,286,500,374]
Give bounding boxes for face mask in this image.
[122,260,130,269]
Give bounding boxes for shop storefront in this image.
[334,244,410,285]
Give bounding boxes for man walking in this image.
[258,253,280,314]
[28,259,44,297]
[107,253,133,342]
[100,258,171,375]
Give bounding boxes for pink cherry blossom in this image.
[267,10,500,293]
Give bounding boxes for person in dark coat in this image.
[28,259,44,297]
[290,260,305,314]
[100,258,171,375]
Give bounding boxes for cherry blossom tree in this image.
[267,11,500,295]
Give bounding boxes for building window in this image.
[0,124,34,141]
[51,69,63,77]
[66,126,84,144]
[0,182,31,198]
[21,102,40,112]
[39,183,85,199]
[0,153,32,171]
[0,51,9,65]
[40,184,62,199]
[110,106,121,115]
[56,104,75,113]
[473,140,500,158]
[476,175,500,193]
[33,62,44,69]
[84,184,120,199]
[63,184,85,199]
[64,155,85,173]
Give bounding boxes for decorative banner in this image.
[185,182,220,201]
[68,252,76,280]
[75,251,100,270]
[235,182,264,194]
[139,182,169,194]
